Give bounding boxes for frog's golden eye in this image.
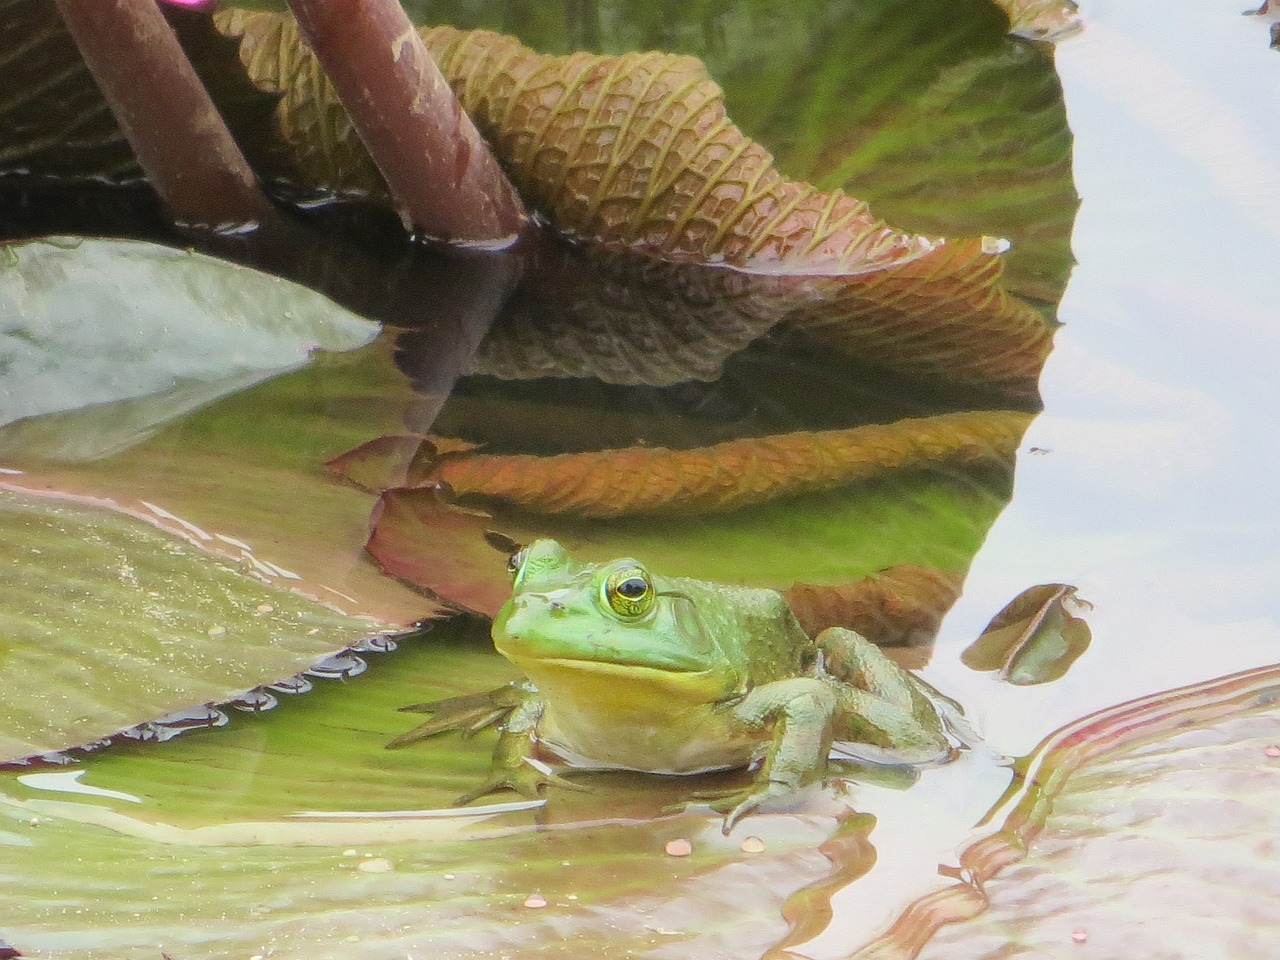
[602,565,655,619]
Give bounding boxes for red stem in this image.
[52,0,275,231]
[285,0,527,247]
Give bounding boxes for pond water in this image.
[2,0,1279,957]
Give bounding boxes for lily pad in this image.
[0,236,378,457]
[0,617,886,960]
[860,663,1280,959]
[0,489,384,762]
[0,237,439,626]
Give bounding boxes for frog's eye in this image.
[602,565,656,619]
[507,547,528,580]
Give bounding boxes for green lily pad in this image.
[0,617,881,959]
[0,489,385,762]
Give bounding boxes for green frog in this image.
[390,539,958,831]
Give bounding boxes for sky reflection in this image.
[932,0,1280,754]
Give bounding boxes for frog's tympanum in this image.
[391,539,959,831]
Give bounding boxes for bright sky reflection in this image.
[808,2,1280,954]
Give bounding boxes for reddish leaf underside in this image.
[409,410,1031,517]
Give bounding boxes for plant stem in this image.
[52,0,275,231]
[285,0,527,247]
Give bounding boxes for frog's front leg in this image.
[817,626,953,764]
[454,694,590,805]
[709,677,839,833]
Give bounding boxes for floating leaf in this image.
[404,410,1030,518]
[365,455,1011,620]
[0,490,385,763]
[213,11,1056,393]
[784,566,964,648]
[0,238,439,626]
[961,583,1091,685]
[0,617,873,959]
[0,236,378,457]
[859,663,1280,959]
[466,243,795,386]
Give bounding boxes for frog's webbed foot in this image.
[387,681,535,749]
[684,781,802,834]
[454,756,591,807]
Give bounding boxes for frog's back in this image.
[666,576,813,684]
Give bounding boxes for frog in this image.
[389,538,959,831]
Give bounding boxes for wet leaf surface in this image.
[0,490,383,763]
[783,567,965,648]
[860,664,1280,960]
[0,618,880,960]
[961,583,1092,684]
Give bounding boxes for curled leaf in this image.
[410,410,1031,518]
[784,566,964,648]
[961,583,1092,684]
[213,12,1056,393]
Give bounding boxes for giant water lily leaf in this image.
[0,236,377,456]
[0,238,440,627]
[0,617,895,959]
[336,410,1030,519]
[856,664,1280,959]
[961,582,1092,684]
[0,490,384,763]
[211,10,1056,394]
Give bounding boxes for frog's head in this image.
[492,539,727,683]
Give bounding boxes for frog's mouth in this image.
[498,638,711,674]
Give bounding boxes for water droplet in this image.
[523,894,548,909]
[1071,928,1088,944]
[740,836,766,854]
[207,625,226,637]
[1264,744,1280,758]
[357,858,393,874]
[664,838,693,857]
[981,235,1012,255]
[255,604,274,614]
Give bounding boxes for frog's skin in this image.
[391,539,957,831]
